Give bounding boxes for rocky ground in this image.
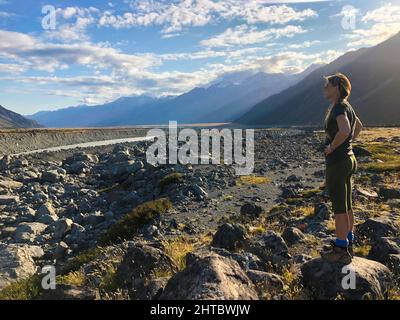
[0,128,399,300]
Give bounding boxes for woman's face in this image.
[323,80,338,101]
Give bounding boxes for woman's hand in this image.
[324,144,334,156]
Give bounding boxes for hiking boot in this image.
[321,244,352,264]
[323,240,354,256]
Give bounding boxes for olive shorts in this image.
[325,154,357,214]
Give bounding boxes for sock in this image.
[335,238,349,248]
[347,231,354,243]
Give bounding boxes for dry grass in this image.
[236,175,271,186]
[57,271,86,287]
[362,142,400,172]
[99,198,172,245]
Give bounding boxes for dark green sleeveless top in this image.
[324,100,357,166]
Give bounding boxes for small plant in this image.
[353,244,372,258]
[295,206,314,218]
[162,237,195,270]
[100,198,172,245]
[62,247,105,274]
[57,271,85,287]
[159,172,184,189]
[0,275,42,300]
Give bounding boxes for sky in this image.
[0,0,399,115]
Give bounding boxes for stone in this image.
[54,218,73,240]
[0,195,19,205]
[211,223,247,251]
[37,202,57,217]
[245,231,291,267]
[14,222,48,243]
[0,244,44,289]
[301,257,392,300]
[41,170,62,183]
[53,241,70,260]
[353,146,372,157]
[0,179,23,189]
[368,237,400,275]
[379,187,400,200]
[160,252,258,300]
[356,217,398,241]
[240,202,263,217]
[282,227,306,246]
[191,185,208,200]
[116,242,178,291]
[246,270,285,294]
[313,203,330,220]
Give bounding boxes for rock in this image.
[240,202,263,217]
[160,252,258,300]
[356,217,398,241]
[301,257,392,300]
[53,241,70,260]
[67,161,90,174]
[0,155,10,169]
[13,158,28,168]
[314,203,330,220]
[282,227,306,246]
[191,185,208,200]
[246,270,285,294]
[38,285,99,300]
[353,146,372,157]
[356,187,379,198]
[37,202,57,217]
[0,179,23,189]
[281,186,299,199]
[36,203,58,224]
[54,218,73,240]
[368,237,400,275]
[0,244,44,289]
[135,277,169,300]
[116,242,178,291]
[211,223,247,251]
[285,175,302,182]
[14,222,48,243]
[379,187,400,200]
[41,170,63,183]
[245,231,291,267]
[0,195,19,205]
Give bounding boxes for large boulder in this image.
[368,237,400,275]
[356,217,398,241]
[160,252,258,300]
[245,231,291,268]
[116,241,178,298]
[211,223,247,251]
[0,244,44,289]
[240,202,263,217]
[301,257,392,300]
[38,285,99,300]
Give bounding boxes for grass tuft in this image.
[99,198,172,245]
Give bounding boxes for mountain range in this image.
[237,31,400,126]
[27,64,321,127]
[0,105,42,129]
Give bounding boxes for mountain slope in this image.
[0,105,43,129]
[237,32,400,126]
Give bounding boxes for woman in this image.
[321,72,363,264]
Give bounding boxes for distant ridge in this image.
[0,105,43,129]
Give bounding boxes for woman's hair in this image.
[325,72,352,100]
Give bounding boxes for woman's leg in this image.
[346,155,357,242]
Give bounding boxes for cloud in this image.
[345,3,400,48]
[0,29,160,73]
[42,7,99,42]
[99,1,317,34]
[200,24,306,48]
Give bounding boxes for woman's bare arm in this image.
[353,116,363,140]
